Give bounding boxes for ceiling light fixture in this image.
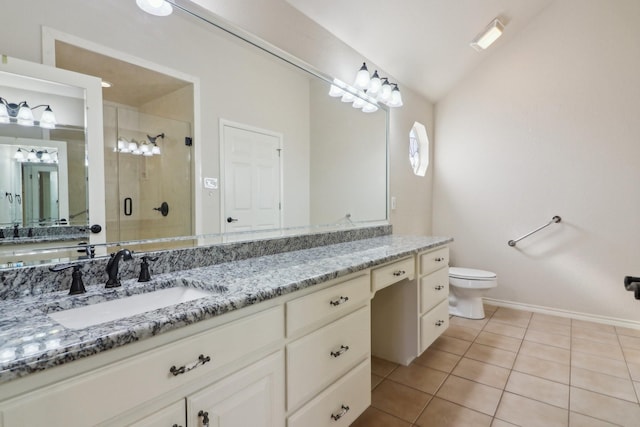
[0,98,57,129]
[136,0,173,16]
[470,18,505,51]
[101,81,113,88]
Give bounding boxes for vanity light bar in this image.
[0,97,57,129]
[328,63,404,112]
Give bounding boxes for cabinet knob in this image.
[330,404,350,421]
[330,345,350,358]
[329,296,349,306]
[435,285,444,290]
[198,410,210,426]
[435,257,445,262]
[392,270,406,277]
[435,320,445,326]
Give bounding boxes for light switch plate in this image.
[204,177,218,189]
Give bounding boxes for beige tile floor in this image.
[352,304,640,427]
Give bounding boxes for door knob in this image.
[227,217,238,223]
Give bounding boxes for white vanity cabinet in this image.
[371,246,450,365]
[0,306,284,427]
[418,247,450,353]
[186,351,284,427]
[285,274,372,425]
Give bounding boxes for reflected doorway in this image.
[222,121,282,233]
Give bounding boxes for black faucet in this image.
[105,249,133,288]
[138,256,159,282]
[50,264,86,295]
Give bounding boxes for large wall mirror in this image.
[0,0,388,268]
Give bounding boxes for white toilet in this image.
[448,267,498,319]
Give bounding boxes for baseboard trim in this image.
[483,298,640,330]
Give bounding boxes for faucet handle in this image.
[138,256,159,282]
[50,264,86,295]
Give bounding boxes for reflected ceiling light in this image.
[136,0,173,16]
[0,97,57,128]
[116,133,163,156]
[101,81,113,88]
[470,18,505,51]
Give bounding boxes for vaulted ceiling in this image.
[285,0,555,102]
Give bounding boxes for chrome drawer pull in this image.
[435,257,445,262]
[330,404,350,421]
[435,285,444,290]
[329,296,349,306]
[392,270,406,276]
[330,345,350,358]
[198,410,209,426]
[169,354,211,376]
[435,320,445,326]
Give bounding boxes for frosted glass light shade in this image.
[362,102,379,113]
[388,85,403,107]
[17,104,34,126]
[39,106,57,129]
[368,71,382,95]
[14,149,25,161]
[354,63,370,89]
[379,80,392,102]
[136,0,173,16]
[0,103,9,123]
[151,145,161,155]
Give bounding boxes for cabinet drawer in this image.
[420,299,450,354]
[128,400,185,427]
[371,257,415,293]
[287,306,370,411]
[420,246,449,276]
[287,359,370,427]
[286,273,369,337]
[420,267,449,314]
[0,306,283,427]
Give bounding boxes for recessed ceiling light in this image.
[470,18,505,51]
[101,81,113,88]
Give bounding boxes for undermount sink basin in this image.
[49,286,215,330]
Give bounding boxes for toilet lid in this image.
[449,267,496,280]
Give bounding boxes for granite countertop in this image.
[0,235,451,384]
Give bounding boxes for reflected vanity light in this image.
[0,97,57,128]
[470,18,505,51]
[116,133,163,156]
[14,147,58,164]
[327,63,403,113]
[136,0,173,16]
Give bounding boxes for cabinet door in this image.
[128,400,185,427]
[187,351,284,427]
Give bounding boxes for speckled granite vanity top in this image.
[0,235,451,384]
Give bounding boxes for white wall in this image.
[433,0,640,322]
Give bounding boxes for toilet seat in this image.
[449,267,496,280]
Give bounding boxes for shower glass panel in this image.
[104,105,192,249]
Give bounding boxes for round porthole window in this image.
[409,121,429,176]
